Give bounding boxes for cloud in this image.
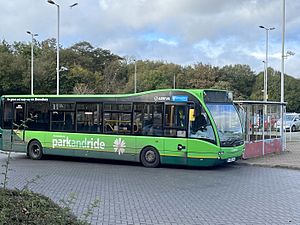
[157,38,178,46]
[0,0,299,78]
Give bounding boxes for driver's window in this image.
[189,104,216,143]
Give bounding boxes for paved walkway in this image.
[238,141,300,169]
[1,153,300,225]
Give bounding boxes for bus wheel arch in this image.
[27,139,43,160]
[140,146,160,168]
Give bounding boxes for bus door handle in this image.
[177,144,186,151]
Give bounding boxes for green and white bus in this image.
[0,89,244,167]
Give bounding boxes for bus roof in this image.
[1,89,228,99]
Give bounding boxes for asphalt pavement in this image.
[1,132,300,225]
[1,151,300,225]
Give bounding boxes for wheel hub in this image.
[32,145,40,156]
[145,150,155,163]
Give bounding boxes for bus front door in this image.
[11,102,27,152]
[164,137,187,165]
[163,104,188,165]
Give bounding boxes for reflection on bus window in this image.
[77,104,99,133]
[3,102,13,129]
[133,103,163,136]
[207,103,243,147]
[51,111,75,131]
[165,105,187,137]
[189,104,216,143]
[27,102,50,131]
[50,103,75,131]
[104,112,132,134]
[103,103,132,134]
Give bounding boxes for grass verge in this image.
[0,188,88,225]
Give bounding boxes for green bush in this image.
[0,188,88,225]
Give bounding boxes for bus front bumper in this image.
[218,145,245,162]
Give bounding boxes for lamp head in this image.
[60,66,69,72]
[70,3,78,8]
[286,50,295,56]
[47,0,55,4]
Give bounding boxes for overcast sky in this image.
[0,0,299,77]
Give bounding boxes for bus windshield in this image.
[206,103,243,147]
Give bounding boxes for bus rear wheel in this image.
[28,141,43,160]
[140,147,160,168]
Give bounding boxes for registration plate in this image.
[227,157,236,163]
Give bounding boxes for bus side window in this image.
[76,103,100,133]
[3,102,13,129]
[0,101,2,128]
[103,103,132,134]
[104,112,119,133]
[133,103,163,136]
[133,103,143,134]
[65,113,73,130]
[51,103,75,132]
[27,102,50,131]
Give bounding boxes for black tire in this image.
[140,147,160,168]
[292,125,296,132]
[28,141,43,160]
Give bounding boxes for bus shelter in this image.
[234,101,286,159]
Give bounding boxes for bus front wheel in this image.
[140,147,160,168]
[28,141,43,160]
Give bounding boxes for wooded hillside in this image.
[1,40,299,112]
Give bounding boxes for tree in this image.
[180,63,219,89]
[33,40,56,94]
[73,83,95,94]
[0,38,300,112]
[0,41,28,95]
[219,64,256,99]
[102,60,127,93]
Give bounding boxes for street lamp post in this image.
[134,60,137,93]
[279,0,296,151]
[259,25,275,101]
[280,0,286,150]
[26,31,38,95]
[47,1,78,95]
[173,73,176,89]
[262,60,266,100]
[48,0,60,95]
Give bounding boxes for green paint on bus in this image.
[0,89,244,167]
